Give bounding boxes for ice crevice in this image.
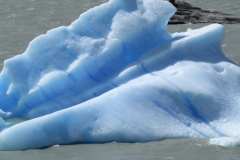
[133,87,207,137]
[139,62,225,137]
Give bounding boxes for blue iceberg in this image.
[0,0,240,150]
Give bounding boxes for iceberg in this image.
[0,0,240,150]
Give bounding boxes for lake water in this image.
[0,0,240,159]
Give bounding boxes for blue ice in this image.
[0,0,240,150]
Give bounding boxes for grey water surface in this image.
[0,0,240,160]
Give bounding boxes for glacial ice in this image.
[0,0,240,150]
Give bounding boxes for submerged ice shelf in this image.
[0,0,240,150]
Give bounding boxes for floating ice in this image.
[210,137,240,146]
[0,0,240,150]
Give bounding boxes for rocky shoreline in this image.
[168,0,240,24]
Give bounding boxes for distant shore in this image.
[168,0,240,24]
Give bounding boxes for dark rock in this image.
[168,0,240,24]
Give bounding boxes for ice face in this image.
[0,0,240,150]
[0,0,175,119]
